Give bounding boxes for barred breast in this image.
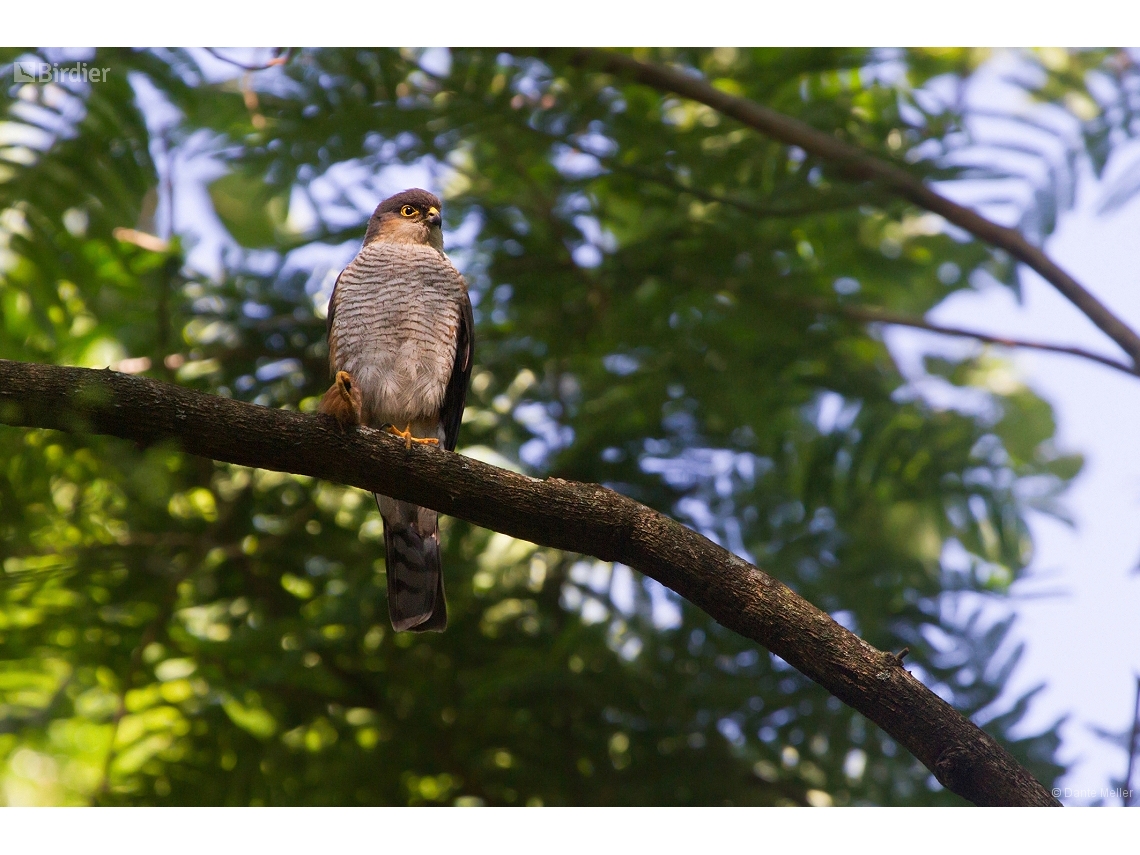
[329,243,466,431]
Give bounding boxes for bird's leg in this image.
[383,424,440,450]
[336,371,353,400]
[319,370,362,429]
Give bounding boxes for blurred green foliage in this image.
[0,47,1134,805]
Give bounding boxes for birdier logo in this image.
[13,62,109,84]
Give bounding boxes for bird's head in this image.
[364,188,444,251]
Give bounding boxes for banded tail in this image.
[375,493,447,632]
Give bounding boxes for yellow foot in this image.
[384,423,440,450]
[319,370,362,429]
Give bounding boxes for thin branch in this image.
[202,48,293,73]
[528,48,1140,370]
[0,357,1059,807]
[800,298,1139,377]
[112,228,170,254]
[1126,675,1140,806]
[587,156,872,220]
[519,121,878,220]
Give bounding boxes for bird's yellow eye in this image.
[400,205,417,217]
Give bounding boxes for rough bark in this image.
[0,357,1060,806]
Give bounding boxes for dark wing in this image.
[440,286,474,452]
[325,270,343,375]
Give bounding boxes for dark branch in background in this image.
[1126,676,1140,806]
[0,358,1059,807]
[202,47,294,73]
[798,299,1139,377]
[588,156,875,220]
[525,48,1140,370]
[499,101,1131,380]
[518,123,880,221]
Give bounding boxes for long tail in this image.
[375,493,447,632]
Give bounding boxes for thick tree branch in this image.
[0,358,1058,806]
[529,48,1140,370]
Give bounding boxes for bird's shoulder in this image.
[351,240,451,267]
[341,241,464,285]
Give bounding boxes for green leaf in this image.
[207,171,288,248]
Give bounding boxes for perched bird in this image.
[319,189,474,632]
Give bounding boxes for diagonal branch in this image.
[1126,675,1140,806]
[202,47,293,73]
[527,48,1140,370]
[0,357,1058,807]
[798,298,1139,377]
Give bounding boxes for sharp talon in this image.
[384,423,440,450]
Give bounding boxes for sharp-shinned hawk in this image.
[319,189,474,633]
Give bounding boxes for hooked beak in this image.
[427,206,441,227]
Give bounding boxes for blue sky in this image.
[890,149,1140,804]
